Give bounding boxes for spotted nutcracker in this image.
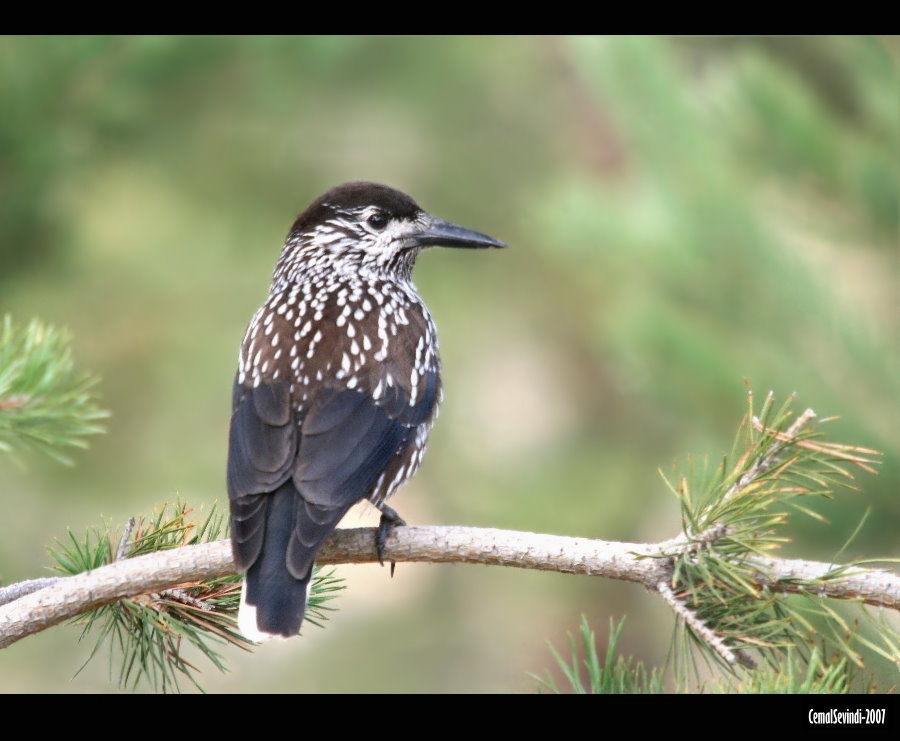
[227,182,506,640]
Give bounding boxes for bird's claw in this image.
[376,505,406,576]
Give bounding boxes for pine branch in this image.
[0,385,894,689]
[2,527,898,649]
[647,388,894,672]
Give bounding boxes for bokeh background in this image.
[0,35,897,693]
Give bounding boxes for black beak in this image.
[411,216,506,250]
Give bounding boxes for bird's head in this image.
[275,182,506,284]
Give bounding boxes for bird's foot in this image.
[376,504,406,577]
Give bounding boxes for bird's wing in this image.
[286,370,438,578]
[226,367,439,579]
[227,379,296,571]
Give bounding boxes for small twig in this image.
[0,577,65,607]
[158,588,214,611]
[656,579,755,668]
[723,400,811,505]
[657,523,731,555]
[783,407,817,440]
[751,414,882,475]
[116,518,136,562]
[685,393,809,540]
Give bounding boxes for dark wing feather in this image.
[227,357,440,595]
[285,373,439,578]
[227,379,296,571]
[295,387,407,501]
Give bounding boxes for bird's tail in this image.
[237,480,350,641]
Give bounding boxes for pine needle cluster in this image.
[0,315,108,463]
[537,387,897,693]
[47,502,345,692]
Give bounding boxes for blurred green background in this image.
[1,35,897,693]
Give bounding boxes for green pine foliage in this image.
[533,389,897,694]
[0,316,108,463]
[535,616,667,694]
[537,616,857,694]
[47,502,344,692]
[49,502,245,692]
[660,389,889,673]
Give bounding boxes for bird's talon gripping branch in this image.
[376,504,406,574]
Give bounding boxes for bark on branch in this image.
[1,525,898,649]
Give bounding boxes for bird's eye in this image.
[367,212,388,231]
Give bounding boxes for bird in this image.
[227,181,506,641]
